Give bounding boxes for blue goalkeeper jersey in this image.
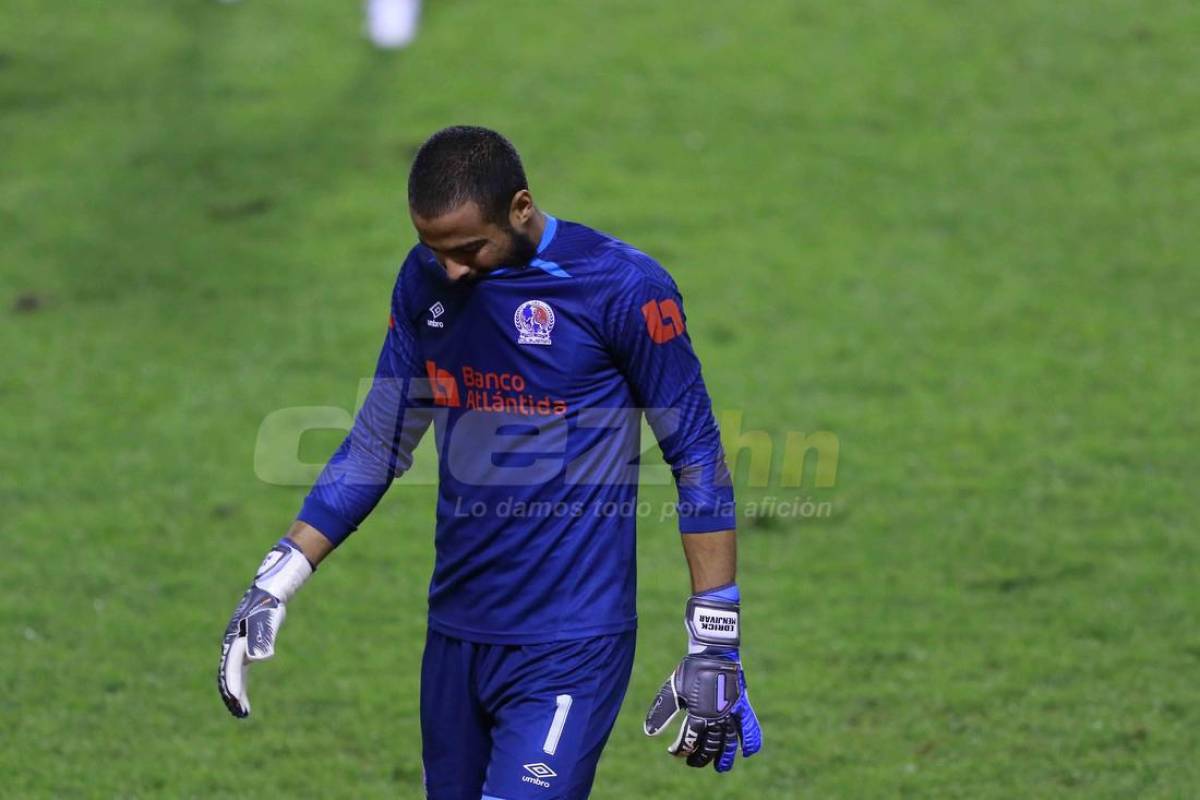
[299,215,735,643]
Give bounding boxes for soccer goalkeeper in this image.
[217,126,761,799]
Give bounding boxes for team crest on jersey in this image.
[514,300,556,346]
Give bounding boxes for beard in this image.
[500,224,539,266]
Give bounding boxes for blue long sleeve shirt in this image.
[299,216,734,643]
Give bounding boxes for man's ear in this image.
[509,190,535,228]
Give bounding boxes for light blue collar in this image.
[487,213,568,278]
[536,213,558,255]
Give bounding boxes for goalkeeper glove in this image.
[217,538,314,718]
[643,583,763,772]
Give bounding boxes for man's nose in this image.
[442,258,471,281]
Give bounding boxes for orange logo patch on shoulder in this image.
[641,298,685,344]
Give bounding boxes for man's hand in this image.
[217,539,314,718]
[644,584,762,772]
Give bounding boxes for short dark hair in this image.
[408,126,528,224]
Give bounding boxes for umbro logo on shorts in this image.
[522,762,557,788]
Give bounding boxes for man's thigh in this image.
[480,631,637,800]
[421,629,492,800]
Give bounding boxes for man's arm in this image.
[600,252,737,590]
[602,252,736,533]
[217,256,432,718]
[682,529,736,593]
[601,252,761,771]
[648,527,763,773]
[284,519,335,567]
[296,266,434,548]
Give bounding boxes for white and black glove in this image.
[217,538,314,718]
[644,583,763,772]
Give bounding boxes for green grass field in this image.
[3,1,1198,797]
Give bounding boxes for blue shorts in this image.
[420,627,637,800]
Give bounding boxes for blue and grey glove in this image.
[218,538,314,718]
[644,583,763,772]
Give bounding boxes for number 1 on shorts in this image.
[542,694,573,755]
